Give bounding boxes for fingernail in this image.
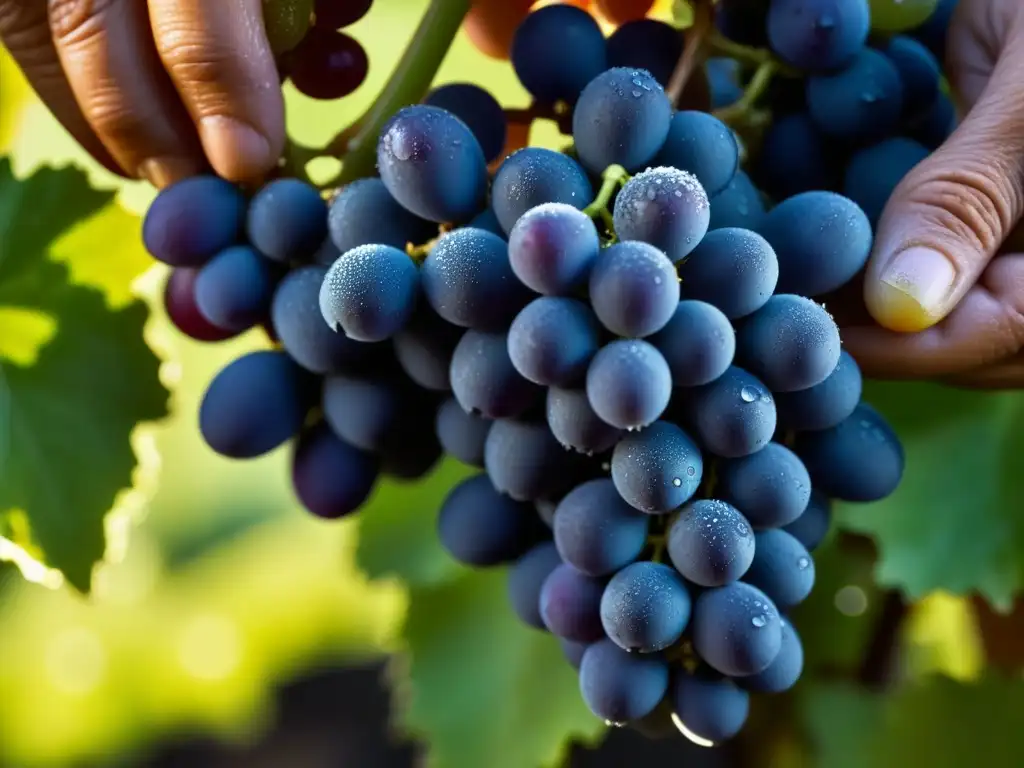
[137,156,198,188]
[199,116,273,182]
[876,247,956,329]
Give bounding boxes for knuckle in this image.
[900,159,1019,257]
[47,0,117,46]
[158,26,234,84]
[79,85,148,143]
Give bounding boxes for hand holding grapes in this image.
[0,0,287,187]
[844,0,1024,387]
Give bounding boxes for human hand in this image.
[842,0,1024,388]
[0,0,285,187]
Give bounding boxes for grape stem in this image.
[706,32,772,66]
[706,31,800,77]
[713,59,777,125]
[313,0,471,187]
[582,164,630,230]
[666,0,714,106]
[405,224,452,263]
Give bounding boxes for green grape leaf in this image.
[800,675,1024,768]
[0,158,168,592]
[837,381,1024,610]
[398,568,605,768]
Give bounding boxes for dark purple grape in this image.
[289,28,368,100]
[164,268,239,342]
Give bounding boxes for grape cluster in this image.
[400,77,899,748]
[138,0,960,748]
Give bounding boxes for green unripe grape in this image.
[262,0,315,55]
[869,0,939,32]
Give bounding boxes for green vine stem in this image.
[713,58,778,125]
[707,31,775,67]
[324,0,470,185]
[582,164,630,230]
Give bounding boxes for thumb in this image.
[865,29,1024,333]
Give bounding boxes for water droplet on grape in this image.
[740,386,757,403]
[751,615,767,628]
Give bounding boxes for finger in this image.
[843,253,1024,378]
[149,0,285,183]
[0,0,123,176]
[863,14,1024,334]
[47,0,205,186]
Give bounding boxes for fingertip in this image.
[198,116,279,184]
[864,277,943,333]
[864,246,958,332]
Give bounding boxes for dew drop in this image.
[740,386,757,403]
[751,615,767,628]
[672,477,682,487]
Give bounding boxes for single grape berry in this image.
[611,421,703,514]
[164,268,239,342]
[586,340,672,430]
[421,227,532,331]
[600,561,691,653]
[291,423,379,519]
[572,67,673,174]
[579,640,669,724]
[553,479,650,577]
[247,178,328,263]
[612,167,710,263]
[507,297,601,387]
[511,5,607,105]
[736,295,841,393]
[667,499,755,588]
[588,241,680,338]
[438,474,546,567]
[327,177,435,255]
[377,105,488,223]
[143,176,246,267]
[199,351,316,459]
[491,148,594,235]
[288,28,369,100]
[319,244,419,342]
[508,203,601,296]
[654,111,739,196]
[194,245,277,332]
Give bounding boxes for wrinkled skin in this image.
[0,0,285,186]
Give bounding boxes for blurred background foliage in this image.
[0,1,1022,767]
